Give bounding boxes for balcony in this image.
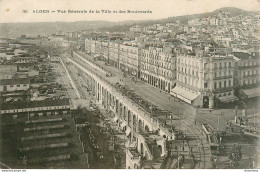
[213,75,232,80]
[239,65,259,69]
[213,87,233,93]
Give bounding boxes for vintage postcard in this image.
[0,0,259,170]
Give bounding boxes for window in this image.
[219,63,222,68]
[204,63,207,69]
[224,62,227,67]
[229,80,231,87]
[204,73,208,79]
[17,85,20,87]
[10,85,13,87]
[229,62,231,67]
[215,72,217,77]
[23,84,27,86]
[224,81,226,88]
[214,82,217,89]
[214,63,217,68]
[219,82,221,88]
[204,82,208,88]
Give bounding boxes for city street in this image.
[69,51,260,168]
[66,52,212,168]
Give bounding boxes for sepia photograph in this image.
[0,0,259,170]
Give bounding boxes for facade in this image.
[119,43,141,78]
[233,52,260,99]
[172,53,236,108]
[85,38,92,53]
[17,63,32,72]
[108,40,121,68]
[140,45,176,93]
[15,57,35,63]
[101,40,109,62]
[0,78,30,92]
[0,99,71,115]
[130,25,142,32]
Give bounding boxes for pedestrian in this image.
[195,120,196,125]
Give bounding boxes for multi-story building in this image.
[119,42,141,78]
[172,53,237,108]
[130,25,142,32]
[140,45,176,93]
[101,40,109,62]
[108,39,122,68]
[233,52,260,99]
[0,78,30,92]
[90,39,96,55]
[84,38,92,53]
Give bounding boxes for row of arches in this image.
[72,55,153,140]
[140,72,171,93]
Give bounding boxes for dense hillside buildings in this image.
[81,11,260,109]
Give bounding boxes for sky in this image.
[0,0,259,23]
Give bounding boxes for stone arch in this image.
[138,119,143,132]
[133,115,137,125]
[133,114,137,132]
[119,102,123,118]
[134,164,138,169]
[123,106,126,120]
[128,110,131,126]
[145,125,150,132]
[116,99,119,114]
[158,145,162,155]
[141,143,144,155]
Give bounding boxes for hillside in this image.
[0,21,115,38]
[99,7,258,32]
[0,7,258,38]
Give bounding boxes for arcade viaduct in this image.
[67,53,175,142]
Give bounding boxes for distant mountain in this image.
[0,7,258,38]
[0,21,116,38]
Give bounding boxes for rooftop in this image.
[0,78,30,86]
[233,52,256,60]
[0,98,70,110]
